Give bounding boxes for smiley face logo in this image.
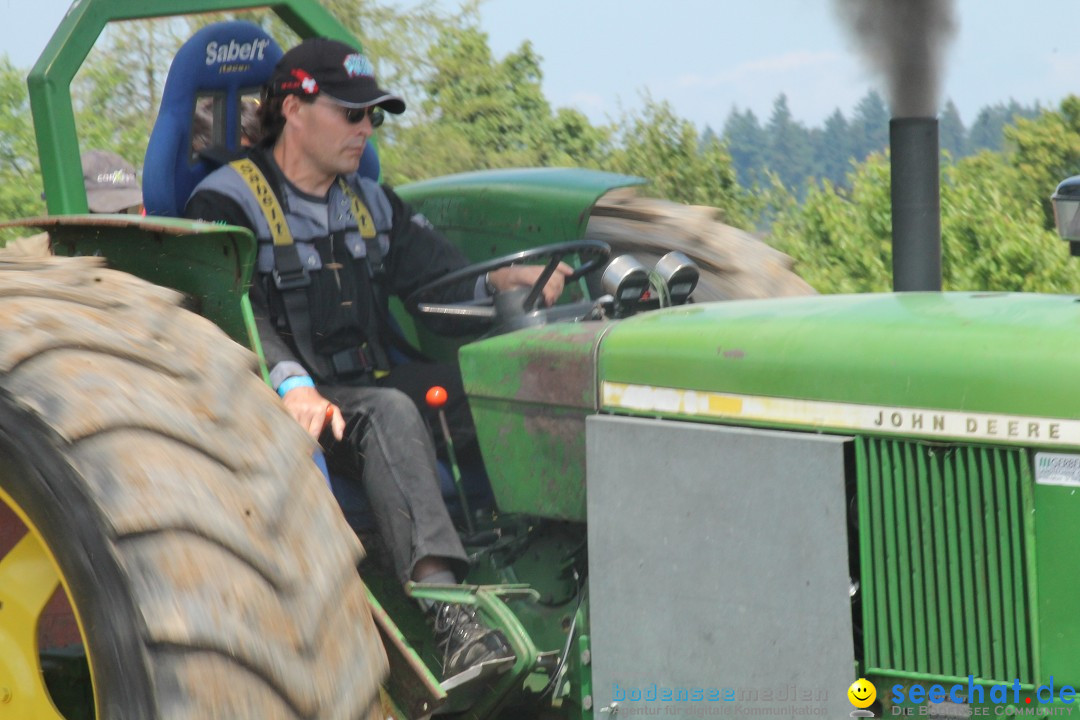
[848,678,876,708]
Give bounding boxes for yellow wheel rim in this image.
[0,485,94,719]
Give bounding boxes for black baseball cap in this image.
[268,38,405,114]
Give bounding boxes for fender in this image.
[398,167,646,260]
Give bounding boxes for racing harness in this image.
[231,157,392,382]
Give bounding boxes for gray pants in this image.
[321,383,468,584]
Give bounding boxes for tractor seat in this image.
[143,21,283,217]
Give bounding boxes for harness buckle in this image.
[330,344,374,380]
[272,265,311,290]
[329,342,392,381]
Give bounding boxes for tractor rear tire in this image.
[0,250,385,719]
[585,188,816,301]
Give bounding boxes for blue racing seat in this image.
[144,20,381,215]
[144,21,283,216]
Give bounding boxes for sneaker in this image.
[431,602,515,679]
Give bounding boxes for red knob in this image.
[425,385,448,409]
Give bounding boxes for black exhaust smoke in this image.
[834,0,955,291]
[890,118,941,291]
[832,0,956,118]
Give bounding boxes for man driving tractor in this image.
[184,36,571,679]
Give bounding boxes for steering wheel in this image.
[404,239,611,322]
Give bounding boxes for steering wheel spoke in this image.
[521,255,565,312]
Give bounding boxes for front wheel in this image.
[0,250,386,719]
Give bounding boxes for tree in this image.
[816,109,853,187]
[544,107,611,168]
[849,90,889,163]
[968,105,1005,153]
[74,19,185,165]
[770,155,893,293]
[701,125,719,148]
[377,5,618,182]
[382,24,555,180]
[770,119,1080,295]
[1006,95,1080,230]
[765,94,811,196]
[606,97,748,227]
[939,151,1079,292]
[967,99,1041,154]
[722,107,767,187]
[421,26,549,161]
[939,99,966,160]
[0,57,45,241]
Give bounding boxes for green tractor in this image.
[3,1,1077,719]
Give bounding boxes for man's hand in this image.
[488,262,574,306]
[281,386,345,441]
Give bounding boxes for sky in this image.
[3,0,1080,132]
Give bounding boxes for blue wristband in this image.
[277,375,315,397]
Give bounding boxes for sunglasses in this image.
[324,100,385,128]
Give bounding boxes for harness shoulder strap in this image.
[335,178,393,377]
[231,158,293,247]
[337,177,377,239]
[232,158,311,290]
[234,161,399,382]
[337,178,385,276]
[230,158,328,378]
[335,179,430,365]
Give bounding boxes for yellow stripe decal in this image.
[601,381,1080,447]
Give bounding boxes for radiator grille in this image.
[856,438,1036,683]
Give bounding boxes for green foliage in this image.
[74,20,184,166]
[0,57,45,241]
[605,98,748,227]
[817,109,852,188]
[722,108,767,187]
[765,94,812,197]
[969,99,1042,153]
[771,153,893,293]
[1007,96,1080,230]
[772,113,1080,295]
[849,91,889,164]
[939,151,1080,292]
[7,0,1080,305]
[544,107,611,168]
[377,9,613,183]
[380,121,482,183]
[940,100,967,158]
[723,89,1043,199]
[422,26,548,160]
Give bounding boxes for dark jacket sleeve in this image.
[184,190,308,381]
[184,189,249,228]
[380,186,483,334]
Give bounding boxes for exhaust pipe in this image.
[890,117,942,291]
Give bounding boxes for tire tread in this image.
[0,253,385,719]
